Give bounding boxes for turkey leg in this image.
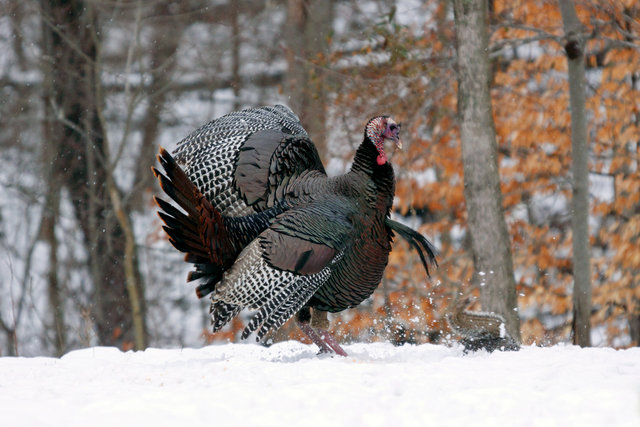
[315,329,348,357]
[310,309,348,356]
[296,308,348,356]
[297,321,335,354]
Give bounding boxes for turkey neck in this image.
[348,137,396,207]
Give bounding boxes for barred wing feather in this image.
[173,105,325,216]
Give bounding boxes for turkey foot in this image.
[316,329,348,357]
[297,321,336,355]
[297,308,348,356]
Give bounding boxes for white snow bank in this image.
[1,342,638,426]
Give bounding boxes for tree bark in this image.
[42,179,65,356]
[453,0,521,341]
[41,8,66,356]
[93,6,148,350]
[558,0,592,347]
[40,0,145,349]
[131,1,188,207]
[285,0,333,160]
[230,1,242,111]
[106,179,147,350]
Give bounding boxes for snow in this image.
[1,343,639,427]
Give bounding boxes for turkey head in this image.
[365,116,403,165]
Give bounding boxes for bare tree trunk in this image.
[0,325,17,357]
[131,2,188,206]
[453,0,521,341]
[42,182,65,356]
[230,1,242,111]
[40,0,145,349]
[624,11,640,347]
[8,1,26,70]
[92,8,148,350]
[558,0,592,347]
[41,8,66,356]
[285,0,333,160]
[106,179,147,350]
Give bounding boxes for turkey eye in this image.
[389,124,397,131]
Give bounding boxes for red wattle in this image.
[376,153,387,165]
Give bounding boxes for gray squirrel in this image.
[447,296,520,353]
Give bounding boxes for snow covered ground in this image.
[1,342,638,427]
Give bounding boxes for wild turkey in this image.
[152,105,437,355]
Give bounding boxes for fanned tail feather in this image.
[152,147,231,298]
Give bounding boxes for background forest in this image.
[0,0,638,357]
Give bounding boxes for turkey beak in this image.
[387,134,402,150]
[387,127,402,150]
[384,122,402,150]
